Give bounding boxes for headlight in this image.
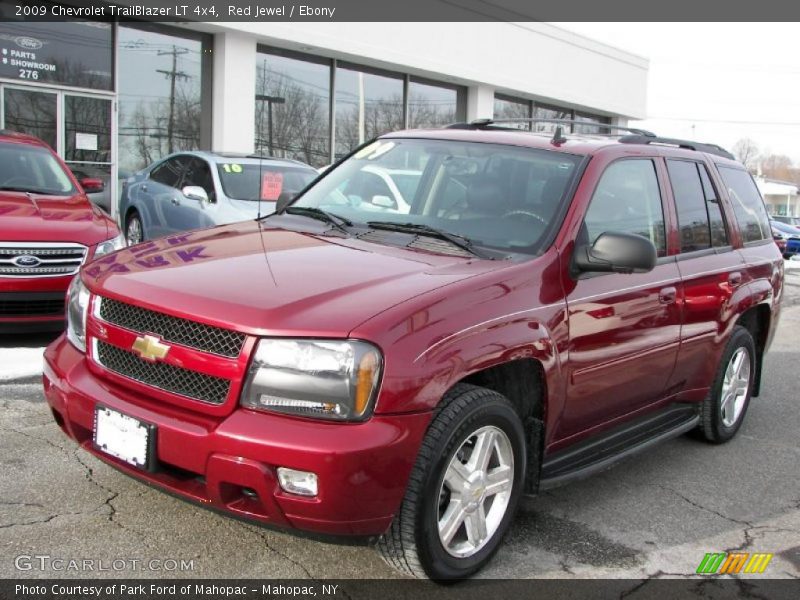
[240,339,382,421]
[66,275,90,352]
[94,233,125,257]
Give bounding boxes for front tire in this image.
[125,211,144,246]
[697,325,756,444]
[378,384,528,579]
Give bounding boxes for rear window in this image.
[717,166,771,243]
[217,163,316,202]
[0,141,75,196]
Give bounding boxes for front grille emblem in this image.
[131,334,171,362]
[13,255,41,267]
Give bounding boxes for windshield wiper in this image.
[281,206,353,235]
[366,221,493,259]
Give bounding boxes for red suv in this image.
[0,130,122,332]
[43,122,782,579]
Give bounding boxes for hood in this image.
[83,219,500,336]
[0,192,110,243]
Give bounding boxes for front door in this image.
[559,157,683,441]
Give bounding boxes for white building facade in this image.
[0,14,648,215]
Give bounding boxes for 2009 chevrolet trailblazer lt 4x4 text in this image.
[44,120,783,579]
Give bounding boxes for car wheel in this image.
[125,211,144,246]
[697,325,756,444]
[378,383,528,579]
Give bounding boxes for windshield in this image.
[0,142,75,196]
[216,162,316,202]
[292,139,581,254]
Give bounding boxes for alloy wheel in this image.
[720,347,751,428]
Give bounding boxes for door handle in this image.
[728,271,743,286]
[171,197,181,206]
[141,184,147,192]
[659,286,677,304]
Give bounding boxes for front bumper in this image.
[44,335,431,537]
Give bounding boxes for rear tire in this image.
[377,383,528,579]
[697,325,756,444]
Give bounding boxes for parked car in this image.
[44,122,782,579]
[771,215,800,227]
[0,130,122,332]
[119,152,318,245]
[770,220,800,258]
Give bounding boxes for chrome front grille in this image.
[95,340,231,405]
[98,297,246,358]
[0,243,87,277]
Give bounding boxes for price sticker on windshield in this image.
[261,172,284,201]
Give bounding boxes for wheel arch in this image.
[734,303,771,397]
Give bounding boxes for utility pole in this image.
[156,45,189,154]
[256,94,286,155]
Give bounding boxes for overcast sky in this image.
[554,23,800,165]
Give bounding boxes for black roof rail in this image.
[446,118,657,137]
[618,135,735,160]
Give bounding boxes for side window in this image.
[717,166,771,243]
[583,159,666,257]
[698,165,729,247]
[183,157,215,199]
[149,157,184,188]
[667,160,710,252]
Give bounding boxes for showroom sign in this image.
[0,19,112,90]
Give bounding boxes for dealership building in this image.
[0,10,648,216]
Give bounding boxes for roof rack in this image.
[446,118,657,137]
[618,135,735,160]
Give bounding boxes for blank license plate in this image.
[93,406,153,469]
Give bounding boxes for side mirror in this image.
[80,177,104,193]
[182,185,209,203]
[573,231,657,275]
[370,194,396,209]
[276,191,297,213]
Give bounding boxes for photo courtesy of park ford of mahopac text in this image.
[1,0,800,598]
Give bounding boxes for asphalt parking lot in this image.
[1,268,799,582]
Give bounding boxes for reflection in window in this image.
[408,81,460,129]
[533,104,572,133]
[335,67,403,160]
[2,89,57,149]
[65,96,111,163]
[117,26,205,174]
[494,95,531,129]
[255,51,330,168]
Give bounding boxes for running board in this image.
[538,405,700,490]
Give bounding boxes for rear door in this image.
[665,158,745,395]
[561,157,683,439]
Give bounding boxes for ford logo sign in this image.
[13,255,41,268]
[15,36,43,50]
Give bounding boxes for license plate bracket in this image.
[93,405,157,472]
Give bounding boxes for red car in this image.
[0,131,122,332]
[43,122,782,579]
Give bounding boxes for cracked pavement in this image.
[1,273,799,580]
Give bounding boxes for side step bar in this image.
[538,405,700,490]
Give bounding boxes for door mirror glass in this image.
[182,185,209,202]
[574,231,657,275]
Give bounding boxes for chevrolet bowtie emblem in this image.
[131,335,170,362]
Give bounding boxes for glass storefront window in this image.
[255,51,330,169]
[2,88,57,149]
[408,80,460,129]
[574,111,612,134]
[117,25,206,175]
[494,95,531,129]
[0,3,113,90]
[335,66,403,160]
[533,104,573,132]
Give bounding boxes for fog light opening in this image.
[277,467,318,497]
